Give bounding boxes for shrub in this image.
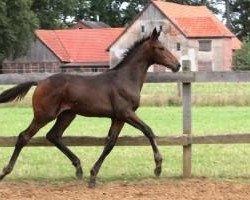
[232,36,250,71]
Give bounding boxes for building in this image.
[2,28,123,73]
[71,20,111,29]
[108,0,242,72]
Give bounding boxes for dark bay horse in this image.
[0,28,180,187]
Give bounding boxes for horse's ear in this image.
[150,27,159,41]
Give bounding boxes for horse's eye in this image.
[158,47,164,51]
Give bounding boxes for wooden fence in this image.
[1,70,250,178]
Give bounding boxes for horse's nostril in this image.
[174,64,181,72]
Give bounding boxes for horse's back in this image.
[32,73,115,119]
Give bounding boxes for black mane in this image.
[110,36,150,70]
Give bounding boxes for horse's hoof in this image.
[88,176,96,188]
[88,180,96,188]
[0,166,11,181]
[154,166,162,177]
[0,174,5,181]
[76,168,83,180]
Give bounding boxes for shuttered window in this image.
[198,60,213,71]
[199,40,212,52]
[177,43,181,51]
[141,25,145,33]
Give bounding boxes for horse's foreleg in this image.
[0,119,45,180]
[89,119,124,188]
[46,111,83,179]
[125,111,163,177]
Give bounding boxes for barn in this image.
[2,28,123,73]
[108,0,242,72]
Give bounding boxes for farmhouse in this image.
[108,0,242,72]
[2,28,123,73]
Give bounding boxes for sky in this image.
[214,2,225,22]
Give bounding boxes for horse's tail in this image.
[0,81,37,103]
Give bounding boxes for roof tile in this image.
[35,28,124,63]
[152,0,234,38]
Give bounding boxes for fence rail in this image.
[1,71,250,84]
[1,71,250,178]
[1,134,250,147]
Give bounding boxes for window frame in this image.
[176,43,181,51]
[198,40,212,52]
[141,25,145,33]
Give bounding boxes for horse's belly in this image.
[71,100,113,118]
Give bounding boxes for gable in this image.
[4,39,60,63]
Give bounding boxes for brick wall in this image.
[2,62,61,73]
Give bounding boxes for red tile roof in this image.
[231,37,242,50]
[35,28,124,63]
[108,1,239,50]
[152,0,234,38]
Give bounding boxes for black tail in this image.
[0,81,37,103]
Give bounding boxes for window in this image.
[198,60,213,71]
[141,25,145,33]
[91,67,98,72]
[199,40,212,51]
[17,66,24,73]
[39,66,45,73]
[176,43,181,51]
[159,25,163,31]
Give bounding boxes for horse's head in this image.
[146,28,181,72]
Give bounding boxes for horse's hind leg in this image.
[46,111,83,179]
[0,119,46,180]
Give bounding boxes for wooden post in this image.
[182,60,192,178]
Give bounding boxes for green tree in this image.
[31,0,78,29]
[230,0,250,39]
[232,37,250,71]
[0,0,38,72]
[75,0,147,27]
[121,0,147,26]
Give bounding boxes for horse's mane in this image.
[110,36,150,70]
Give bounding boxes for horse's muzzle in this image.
[172,64,181,72]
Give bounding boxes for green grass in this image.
[1,106,250,182]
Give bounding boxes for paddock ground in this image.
[1,179,250,200]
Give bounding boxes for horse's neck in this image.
[119,54,150,90]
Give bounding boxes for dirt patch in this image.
[1,179,250,200]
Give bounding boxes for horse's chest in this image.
[115,88,140,109]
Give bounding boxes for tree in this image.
[31,0,79,29]
[75,0,147,27]
[232,37,250,71]
[0,0,38,72]
[229,0,250,39]
[224,0,232,31]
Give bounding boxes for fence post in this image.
[182,60,192,178]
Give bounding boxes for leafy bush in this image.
[232,36,250,71]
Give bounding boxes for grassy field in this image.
[1,106,250,182]
[141,83,250,106]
